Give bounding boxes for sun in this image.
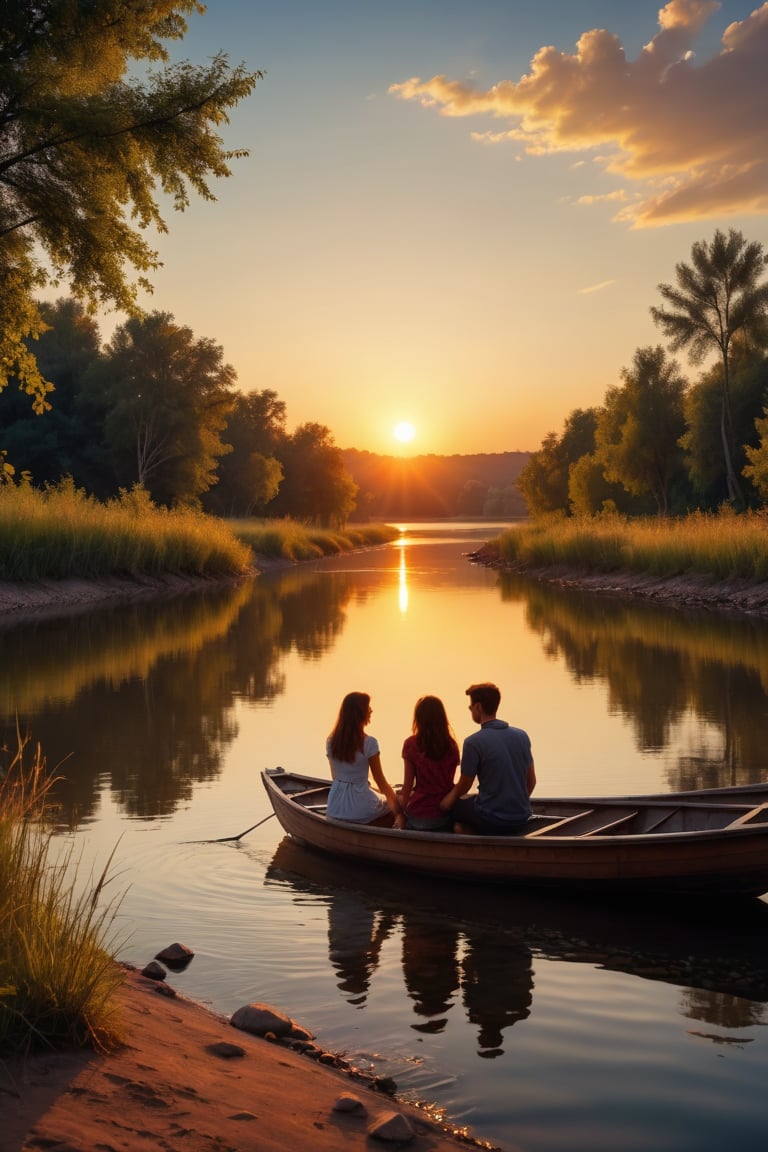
[393,421,415,444]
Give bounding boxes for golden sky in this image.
[109,1,768,456]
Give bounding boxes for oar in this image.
[210,811,277,843]
[200,784,329,844]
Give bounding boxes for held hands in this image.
[439,789,456,813]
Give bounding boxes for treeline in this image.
[519,230,768,518]
[344,449,529,519]
[0,300,357,527]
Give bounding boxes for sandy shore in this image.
[1,967,482,1152]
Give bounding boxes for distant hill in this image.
[342,449,530,520]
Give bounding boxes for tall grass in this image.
[230,518,399,561]
[0,479,253,580]
[492,511,768,582]
[0,734,125,1054]
[0,481,398,580]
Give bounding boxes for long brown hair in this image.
[412,695,456,761]
[329,692,370,763]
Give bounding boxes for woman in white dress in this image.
[326,692,404,827]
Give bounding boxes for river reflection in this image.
[3,524,768,1151]
[499,573,768,790]
[0,568,363,819]
[266,837,768,1039]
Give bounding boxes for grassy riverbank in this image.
[0,481,399,582]
[0,738,123,1054]
[489,511,768,582]
[230,517,399,561]
[0,481,251,580]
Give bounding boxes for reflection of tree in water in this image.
[680,988,767,1030]
[401,914,460,1033]
[460,926,533,1057]
[1,570,358,820]
[500,574,768,788]
[327,893,396,1005]
[273,570,363,660]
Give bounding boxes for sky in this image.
[109,1,768,456]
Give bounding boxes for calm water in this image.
[3,522,768,1152]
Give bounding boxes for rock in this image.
[154,982,177,998]
[155,942,194,971]
[288,1021,314,1042]
[373,1075,398,1095]
[208,1041,246,1059]
[369,1111,415,1142]
[141,960,166,981]
[333,1092,366,1114]
[230,1003,312,1039]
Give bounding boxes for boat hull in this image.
[261,771,768,896]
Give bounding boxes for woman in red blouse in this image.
[400,695,459,831]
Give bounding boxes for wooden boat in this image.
[261,768,768,896]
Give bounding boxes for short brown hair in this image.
[466,682,500,715]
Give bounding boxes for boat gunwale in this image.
[262,770,768,847]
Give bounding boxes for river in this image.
[2,522,767,1152]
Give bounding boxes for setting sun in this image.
[394,421,415,443]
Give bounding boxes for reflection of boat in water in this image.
[262,770,768,896]
[265,835,768,1012]
[266,838,536,1056]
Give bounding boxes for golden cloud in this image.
[389,1,768,227]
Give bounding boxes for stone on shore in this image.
[369,1110,416,1142]
[155,941,195,967]
[230,1002,314,1042]
[141,959,166,980]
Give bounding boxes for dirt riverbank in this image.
[0,560,293,624]
[469,545,768,617]
[2,966,482,1152]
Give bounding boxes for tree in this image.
[681,355,768,508]
[0,297,102,484]
[482,485,522,517]
[271,423,358,526]
[517,408,598,516]
[82,311,236,505]
[0,2,261,409]
[204,390,286,517]
[651,230,768,506]
[743,408,768,503]
[568,453,627,516]
[595,346,688,516]
[456,479,488,516]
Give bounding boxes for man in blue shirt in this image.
[440,682,536,834]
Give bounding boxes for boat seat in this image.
[524,810,595,837]
[576,811,640,837]
[527,809,642,837]
[725,803,768,828]
[292,786,331,803]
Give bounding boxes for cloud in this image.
[577,190,630,204]
[578,279,617,295]
[389,1,768,227]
